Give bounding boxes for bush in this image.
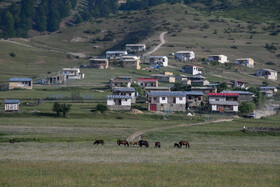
[96,104,108,113]
[239,102,255,115]
[231,46,238,49]
[9,52,16,57]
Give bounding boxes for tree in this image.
[3,11,15,37]
[96,104,108,113]
[61,103,72,117]
[47,9,60,32]
[171,82,191,91]
[131,83,144,96]
[35,4,47,31]
[239,102,255,115]
[217,82,227,93]
[52,102,62,116]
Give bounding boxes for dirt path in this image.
[126,118,233,141]
[143,31,168,57]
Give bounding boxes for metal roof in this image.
[176,51,195,54]
[150,56,167,58]
[145,87,170,90]
[208,93,239,97]
[113,87,135,92]
[126,44,145,46]
[184,91,204,96]
[209,101,239,106]
[148,91,186,97]
[259,87,276,90]
[9,78,32,82]
[106,51,127,54]
[221,91,255,95]
[4,99,20,104]
[138,78,158,82]
[107,95,132,99]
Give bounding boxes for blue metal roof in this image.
[9,78,32,82]
[113,87,135,92]
[148,91,186,97]
[4,99,20,104]
[221,91,255,95]
[107,95,132,99]
[184,91,204,96]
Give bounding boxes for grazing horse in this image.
[138,140,149,148]
[9,139,16,143]
[179,141,190,148]
[174,143,181,148]
[117,140,129,146]
[130,141,138,146]
[94,140,104,145]
[154,142,161,148]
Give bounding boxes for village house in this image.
[106,51,128,60]
[189,75,209,86]
[149,56,168,67]
[208,93,239,113]
[207,55,228,63]
[110,76,132,88]
[107,95,131,110]
[229,80,248,89]
[4,99,20,112]
[181,65,202,75]
[255,69,277,80]
[125,44,146,52]
[258,87,278,97]
[175,51,195,61]
[148,91,186,112]
[191,87,217,94]
[144,87,170,95]
[175,74,190,82]
[120,55,140,61]
[9,78,33,90]
[137,78,158,88]
[113,87,136,103]
[46,73,67,85]
[62,68,84,79]
[234,58,254,68]
[221,91,255,103]
[150,74,175,83]
[185,91,204,108]
[89,58,109,69]
[121,59,141,70]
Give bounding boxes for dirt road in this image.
[143,31,167,57]
[126,118,233,141]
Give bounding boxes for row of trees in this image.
[0,0,77,37]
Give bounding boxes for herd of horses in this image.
[94,139,190,148]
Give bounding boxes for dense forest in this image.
[0,0,279,38]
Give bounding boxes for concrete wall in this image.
[108,105,131,111]
[9,82,32,90]
[5,104,19,111]
[152,103,186,112]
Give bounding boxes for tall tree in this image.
[3,11,15,37]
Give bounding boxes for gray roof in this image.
[259,87,276,90]
[184,91,204,96]
[106,51,127,54]
[9,78,32,82]
[209,101,239,106]
[4,99,20,104]
[148,91,186,97]
[107,95,132,99]
[221,91,255,95]
[145,87,170,90]
[151,74,173,78]
[113,87,135,92]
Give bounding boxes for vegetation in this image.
[171,82,191,91]
[239,102,255,115]
[96,104,108,113]
[52,102,72,117]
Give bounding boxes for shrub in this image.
[231,46,238,49]
[239,102,255,115]
[96,104,108,113]
[266,62,275,65]
[9,52,16,57]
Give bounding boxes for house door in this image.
[150,104,157,111]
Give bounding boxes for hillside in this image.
[0,3,279,86]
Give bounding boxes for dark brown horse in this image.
[117,140,129,146]
[154,142,161,148]
[130,141,138,146]
[9,139,16,143]
[94,140,104,145]
[138,140,149,148]
[179,141,190,148]
[174,143,181,148]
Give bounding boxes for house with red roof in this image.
[137,78,158,88]
[208,93,239,113]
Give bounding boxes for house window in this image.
[188,97,191,100]
[179,97,183,100]
[125,99,127,101]
[216,99,219,101]
[162,97,166,100]
[198,97,201,101]
[154,97,157,100]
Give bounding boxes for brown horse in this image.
[117,140,129,146]
[138,140,149,148]
[174,143,181,148]
[179,141,190,148]
[154,142,161,148]
[130,141,138,146]
[9,139,16,143]
[94,140,104,145]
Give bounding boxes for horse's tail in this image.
[126,142,129,146]
[117,140,120,145]
[187,143,190,148]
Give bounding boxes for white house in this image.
[181,65,202,75]
[149,56,168,67]
[148,91,186,112]
[125,44,146,52]
[113,87,136,103]
[62,68,84,79]
[207,55,228,63]
[107,95,131,110]
[234,58,254,68]
[175,51,195,61]
[255,69,277,80]
[208,93,239,113]
[137,78,158,88]
[106,51,128,59]
[4,99,20,112]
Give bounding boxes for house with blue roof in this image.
[4,99,20,112]
[113,87,136,103]
[107,95,132,110]
[9,78,33,90]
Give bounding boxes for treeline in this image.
[0,0,77,38]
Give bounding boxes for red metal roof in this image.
[137,78,158,82]
[208,93,239,96]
